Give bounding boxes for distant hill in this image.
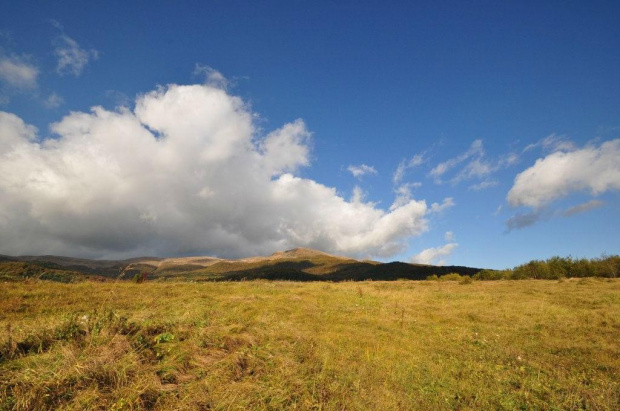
[0,248,484,282]
[0,259,109,283]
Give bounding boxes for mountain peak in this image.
[270,247,334,259]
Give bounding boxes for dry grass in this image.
[1,278,619,410]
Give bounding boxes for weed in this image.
[154,332,175,344]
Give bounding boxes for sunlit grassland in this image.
[1,279,619,410]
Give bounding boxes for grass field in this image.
[1,278,619,410]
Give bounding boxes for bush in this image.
[459,276,473,285]
[592,255,620,278]
[474,269,509,280]
[133,271,149,283]
[426,274,439,281]
[439,273,462,281]
[547,256,571,278]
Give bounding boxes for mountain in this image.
[0,258,109,283]
[0,248,484,282]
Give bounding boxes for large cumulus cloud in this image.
[0,83,430,258]
[507,139,620,208]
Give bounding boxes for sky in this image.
[0,1,619,269]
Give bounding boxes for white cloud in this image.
[54,34,98,76]
[444,231,455,242]
[507,139,620,208]
[0,55,38,88]
[523,134,576,153]
[393,153,425,184]
[429,140,518,186]
[468,179,498,191]
[43,93,64,109]
[452,158,493,183]
[408,153,425,167]
[562,200,604,217]
[0,111,38,150]
[429,139,483,182]
[390,182,422,211]
[348,164,377,178]
[499,152,519,167]
[410,242,458,265]
[350,186,366,203]
[0,82,432,259]
[194,64,229,89]
[393,163,406,184]
[430,197,455,213]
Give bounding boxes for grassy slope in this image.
[1,279,619,410]
[151,255,481,282]
[3,249,485,282]
[0,261,108,283]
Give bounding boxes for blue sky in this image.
[0,1,618,268]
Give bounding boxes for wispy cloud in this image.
[505,210,546,231]
[444,231,455,242]
[562,200,604,217]
[430,197,455,213]
[428,140,518,188]
[468,179,498,191]
[43,93,64,109]
[350,186,367,203]
[105,90,131,108]
[53,24,98,76]
[0,55,38,89]
[393,153,425,184]
[429,140,484,183]
[194,64,229,89]
[523,133,576,153]
[505,199,606,231]
[348,164,377,179]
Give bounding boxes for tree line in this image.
[473,255,619,280]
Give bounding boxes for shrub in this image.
[133,271,149,283]
[439,273,462,281]
[426,274,439,281]
[474,269,509,280]
[592,255,620,278]
[459,276,473,285]
[546,256,571,278]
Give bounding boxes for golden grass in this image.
[1,278,619,410]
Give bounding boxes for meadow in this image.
[1,278,619,410]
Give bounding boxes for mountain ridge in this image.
[0,248,484,282]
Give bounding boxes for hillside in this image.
[0,260,108,283]
[0,248,483,282]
